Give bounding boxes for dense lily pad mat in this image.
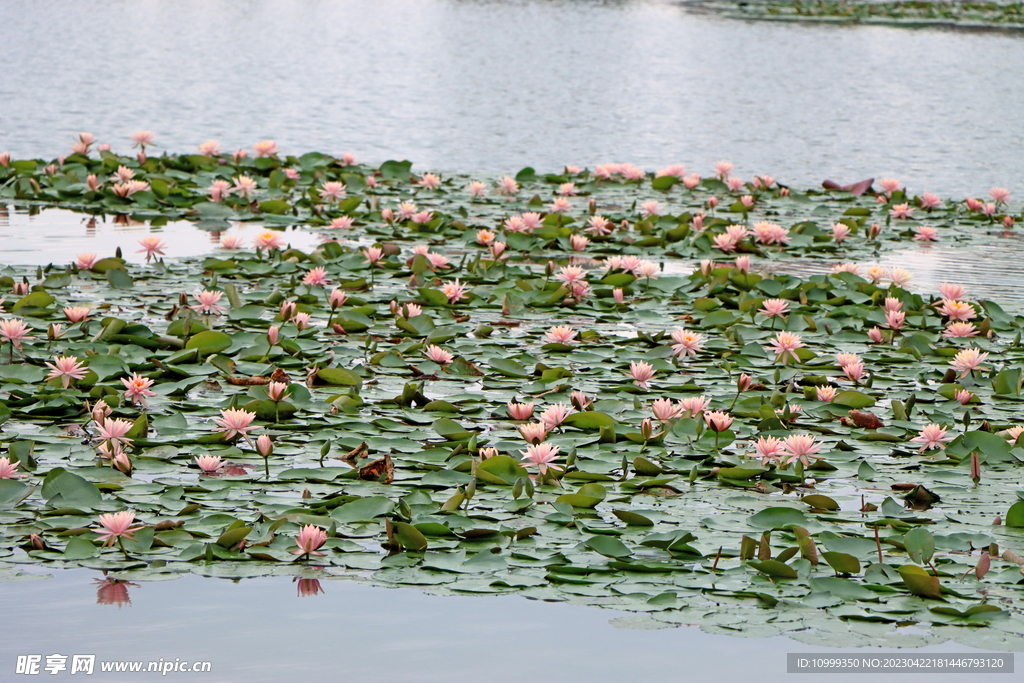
[2,147,1024,649]
[685,0,1024,31]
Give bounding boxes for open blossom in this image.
[97,417,133,448]
[651,398,682,422]
[292,312,311,330]
[266,381,289,402]
[302,267,330,287]
[114,165,135,182]
[46,355,87,388]
[843,361,865,382]
[198,140,222,156]
[206,179,232,202]
[1003,426,1024,443]
[195,455,223,474]
[865,265,886,283]
[920,192,942,209]
[835,352,860,368]
[883,297,903,313]
[0,457,26,479]
[504,216,528,233]
[362,246,384,265]
[397,201,418,221]
[752,436,784,466]
[76,253,99,270]
[253,140,278,157]
[712,232,739,252]
[418,172,442,190]
[549,197,573,214]
[769,331,804,365]
[888,267,913,288]
[252,230,285,250]
[291,525,327,557]
[671,328,704,358]
[950,347,988,377]
[570,390,592,411]
[0,318,33,350]
[656,164,686,180]
[878,178,902,196]
[327,216,354,230]
[232,175,258,199]
[220,233,245,249]
[989,187,1012,204]
[910,424,953,452]
[683,173,701,189]
[213,408,258,441]
[914,226,939,241]
[496,176,519,195]
[884,309,905,330]
[714,161,733,178]
[440,279,468,303]
[569,234,589,251]
[467,180,488,198]
[518,422,548,444]
[424,344,454,365]
[954,389,973,405]
[889,203,915,219]
[759,299,789,318]
[832,262,860,275]
[556,265,586,284]
[426,252,450,270]
[944,321,978,338]
[704,410,733,432]
[193,290,226,315]
[938,299,975,322]
[938,282,967,300]
[678,395,711,417]
[558,182,578,196]
[478,447,499,460]
[640,200,662,218]
[752,221,790,245]
[629,360,656,389]
[519,443,562,475]
[586,215,613,236]
[539,403,572,431]
[507,400,534,421]
[63,306,91,323]
[476,229,496,245]
[545,325,578,344]
[137,235,166,261]
[782,434,821,467]
[830,222,851,242]
[95,511,142,547]
[319,181,347,203]
[121,372,156,407]
[816,386,837,402]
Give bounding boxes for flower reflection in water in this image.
[294,577,325,598]
[95,577,138,608]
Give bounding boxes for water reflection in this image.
[94,577,137,608]
[294,577,325,598]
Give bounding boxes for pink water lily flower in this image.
[831,223,851,242]
[440,279,468,304]
[476,229,496,244]
[496,176,519,195]
[363,246,384,266]
[769,331,804,365]
[507,401,534,421]
[319,181,347,202]
[192,290,226,315]
[137,236,166,262]
[545,325,578,344]
[121,372,156,407]
[670,328,703,358]
[910,424,953,452]
[920,192,941,209]
[95,510,142,547]
[569,234,589,251]
[759,299,789,318]
[45,355,87,389]
[753,436,784,466]
[302,267,330,287]
[629,360,656,389]
[97,417,134,448]
[467,180,488,198]
[232,175,258,199]
[198,140,222,156]
[782,434,821,467]
[519,443,562,475]
[704,410,733,432]
[714,161,733,178]
[954,389,973,405]
[914,226,939,241]
[989,187,1012,204]
[0,457,26,479]
[816,386,837,402]
[75,253,99,270]
[539,403,573,431]
[944,322,978,338]
[889,267,913,288]
[884,309,905,330]
[558,182,578,197]
[195,455,223,474]
[548,197,573,214]
[678,395,712,418]
[329,216,355,230]
[253,140,278,158]
[291,524,327,557]
[424,344,454,365]
[651,398,682,422]
[220,233,246,249]
[889,203,915,219]
[938,299,975,322]
[207,180,232,202]
[938,282,967,300]
[0,318,33,350]
[418,173,442,190]
[518,422,548,444]
[213,408,258,441]
[950,348,988,378]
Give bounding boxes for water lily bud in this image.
[179,292,188,306]
[30,534,44,550]
[267,325,279,346]
[971,451,981,483]
[868,223,882,239]
[737,373,753,392]
[545,261,555,277]
[256,434,273,458]
[613,288,624,304]
[641,418,654,440]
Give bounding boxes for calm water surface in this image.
[0,568,1005,683]
[1,0,1023,195]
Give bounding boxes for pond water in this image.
[0,568,1005,683]
[1,0,1023,196]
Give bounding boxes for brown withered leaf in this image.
[270,368,291,384]
[848,410,883,429]
[359,453,394,484]
[226,375,271,386]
